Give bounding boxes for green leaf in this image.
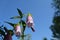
[4,21,15,28]
[0,25,5,36]
[21,20,26,32]
[10,16,20,19]
[17,8,23,18]
[0,29,5,36]
[4,27,8,33]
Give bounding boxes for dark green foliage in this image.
[50,24,60,38]
[0,8,32,40]
[50,14,60,39]
[21,20,26,32]
[43,37,47,40]
[4,21,15,28]
[0,25,5,36]
[10,8,24,19]
[4,27,8,33]
[10,16,20,19]
[0,29,5,36]
[52,0,60,9]
[17,8,23,18]
[50,0,60,39]
[0,25,14,40]
[53,16,60,24]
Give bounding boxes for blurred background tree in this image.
[50,0,60,40]
[43,37,47,40]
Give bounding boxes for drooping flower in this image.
[26,13,35,32]
[14,24,21,37]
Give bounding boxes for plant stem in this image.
[22,32,24,40]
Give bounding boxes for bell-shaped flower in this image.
[4,33,12,40]
[26,13,35,32]
[14,24,21,38]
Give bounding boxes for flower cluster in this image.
[1,9,35,40]
[14,13,35,38]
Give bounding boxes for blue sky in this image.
[0,0,54,40]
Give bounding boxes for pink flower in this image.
[26,13,35,32]
[14,24,21,37]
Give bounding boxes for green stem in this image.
[22,32,24,40]
[20,19,25,40]
[21,27,24,40]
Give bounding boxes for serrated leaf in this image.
[10,16,21,19]
[17,8,23,18]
